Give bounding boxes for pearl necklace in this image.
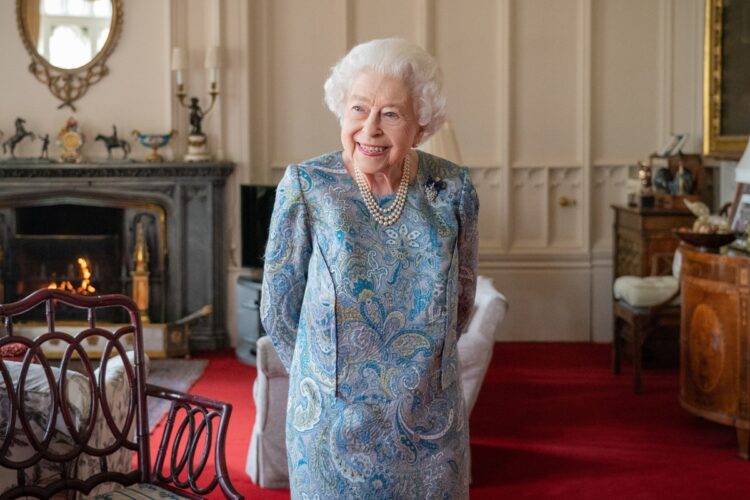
[353,153,411,226]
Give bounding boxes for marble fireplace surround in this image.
[0,161,233,351]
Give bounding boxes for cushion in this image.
[613,275,680,307]
[457,276,508,415]
[93,482,187,499]
[246,336,291,489]
[0,351,149,498]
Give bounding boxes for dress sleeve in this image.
[260,165,312,372]
[456,168,479,337]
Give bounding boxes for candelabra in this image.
[171,46,221,162]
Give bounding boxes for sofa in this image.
[246,275,508,488]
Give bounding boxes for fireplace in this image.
[0,161,233,350]
[3,202,164,323]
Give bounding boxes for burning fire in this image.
[47,257,97,294]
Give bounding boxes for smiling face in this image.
[341,70,424,178]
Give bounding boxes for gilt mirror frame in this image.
[703,0,750,159]
[15,0,124,112]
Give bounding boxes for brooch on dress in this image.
[424,176,446,203]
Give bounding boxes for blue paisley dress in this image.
[261,149,478,499]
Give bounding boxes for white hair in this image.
[323,38,447,141]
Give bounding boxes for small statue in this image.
[2,118,36,158]
[183,97,212,162]
[39,133,50,159]
[57,116,85,163]
[95,125,131,160]
[670,160,694,196]
[189,97,204,135]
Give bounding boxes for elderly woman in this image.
[261,37,478,498]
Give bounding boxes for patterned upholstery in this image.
[0,352,147,497]
[94,482,186,499]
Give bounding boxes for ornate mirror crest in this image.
[703,0,750,158]
[15,0,123,111]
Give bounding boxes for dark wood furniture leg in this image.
[737,428,749,460]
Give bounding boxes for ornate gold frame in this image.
[15,0,124,111]
[703,0,749,158]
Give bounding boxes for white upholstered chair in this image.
[245,275,508,488]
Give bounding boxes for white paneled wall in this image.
[1,0,706,345]
[234,0,704,343]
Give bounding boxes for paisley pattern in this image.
[261,150,478,499]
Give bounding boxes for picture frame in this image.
[656,133,689,158]
[703,0,750,158]
[728,182,750,233]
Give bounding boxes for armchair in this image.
[246,275,508,488]
[0,289,242,499]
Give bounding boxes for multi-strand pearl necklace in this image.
[353,153,411,226]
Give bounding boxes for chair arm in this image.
[146,384,243,500]
[256,336,288,378]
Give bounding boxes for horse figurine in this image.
[95,125,131,160]
[2,118,36,158]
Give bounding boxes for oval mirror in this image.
[15,0,123,111]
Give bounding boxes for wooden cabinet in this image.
[680,247,750,459]
[612,205,695,278]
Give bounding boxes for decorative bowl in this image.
[673,229,739,252]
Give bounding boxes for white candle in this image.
[204,45,221,70]
[171,47,187,85]
[205,46,221,84]
[171,47,187,70]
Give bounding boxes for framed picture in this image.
[703,0,750,158]
[656,133,689,157]
[728,183,750,233]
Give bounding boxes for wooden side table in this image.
[680,246,750,459]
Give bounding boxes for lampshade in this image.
[420,120,462,164]
[735,140,750,184]
[204,46,221,69]
[171,47,186,71]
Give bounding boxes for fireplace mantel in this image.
[0,160,234,352]
[0,161,233,178]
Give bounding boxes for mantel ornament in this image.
[132,130,177,163]
[57,117,84,163]
[95,125,130,160]
[2,117,36,159]
[15,0,124,111]
[171,46,221,162]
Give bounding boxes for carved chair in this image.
[0,289,242,499]
[612,250,681,393]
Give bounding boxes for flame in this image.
[46,257,97,294]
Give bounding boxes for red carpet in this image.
[163,344,750,499]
